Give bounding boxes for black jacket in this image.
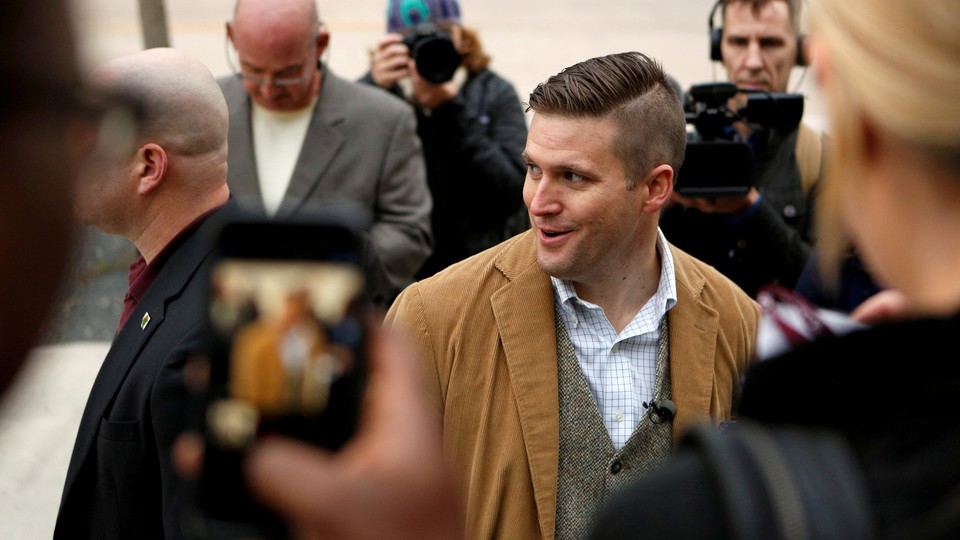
[359,68,529,279]
[55,201,239,539]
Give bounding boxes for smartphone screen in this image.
[186,219,368,539]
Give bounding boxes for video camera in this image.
[676,82,805,198]
[402,23,462,85]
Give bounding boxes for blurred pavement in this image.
[0,343,108,539]
[2,1,825,537]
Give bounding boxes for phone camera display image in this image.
[209,259,363,446]
[187,220,368,539]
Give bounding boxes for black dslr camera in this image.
[402,23,462,85]
[676,82,805,198]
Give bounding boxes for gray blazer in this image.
[218,67,433,301]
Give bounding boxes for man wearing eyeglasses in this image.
[219,0,433,305]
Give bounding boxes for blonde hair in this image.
[811,0,960,285]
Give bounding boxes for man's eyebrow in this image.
[239,59,264,72]
[239,59,303,73]
[759,36,787,45]
[538,160,594,177]
[560,163,593,177]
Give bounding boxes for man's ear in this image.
[137,143,168,195]
[316,28,330,58]
[226,21,235,46]
[642,164,674,214]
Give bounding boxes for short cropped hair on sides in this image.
[526,51,686,189]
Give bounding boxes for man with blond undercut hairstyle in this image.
[386,51,760,539]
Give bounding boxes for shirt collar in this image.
[656,227,678,313]
[131,203,225,300]
[551,228,678,314]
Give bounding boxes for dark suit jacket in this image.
[54,201,237,540]
[218,67,433,302]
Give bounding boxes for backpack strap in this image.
[680,422,874,540]
[795,122,824,196]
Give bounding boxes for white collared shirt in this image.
[551,229,678,450]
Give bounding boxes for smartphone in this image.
[185,217,369,539]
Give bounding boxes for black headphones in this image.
[708,0,807,66]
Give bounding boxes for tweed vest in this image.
[554,311,674,539]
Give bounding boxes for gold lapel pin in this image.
[141,312,151,330]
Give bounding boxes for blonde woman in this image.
[593,1,960,538]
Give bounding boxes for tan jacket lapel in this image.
[668,249,721,445]
[490,233,560,539]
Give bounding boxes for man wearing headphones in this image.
[661,0,822,298]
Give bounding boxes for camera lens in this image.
[403,24,462,85]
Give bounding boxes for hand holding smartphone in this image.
[183,216,370,539]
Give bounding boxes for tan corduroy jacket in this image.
[385,230,760,539]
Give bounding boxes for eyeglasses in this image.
[225,36,317,87]
[1,76,89,119]
[232,64,314,87]
[1,75,144,158]
[86,89,145,157]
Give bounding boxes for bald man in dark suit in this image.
[55,47,238,540]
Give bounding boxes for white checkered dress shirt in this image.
[552,229,678,450]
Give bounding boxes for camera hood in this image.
[403,23,462,85]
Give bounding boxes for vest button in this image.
[610,460,622,474]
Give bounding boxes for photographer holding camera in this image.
[360,0,529,280]
[660,0,823,297]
